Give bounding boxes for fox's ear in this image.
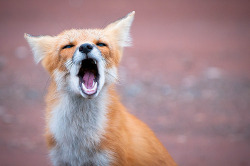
[104,11,135,47]
[24,33,55,63]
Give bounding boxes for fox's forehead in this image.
[58,29,106,44]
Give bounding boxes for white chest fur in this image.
[49,93,112,166]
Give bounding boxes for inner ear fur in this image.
[24,33,56,63]
[104,11,135,47]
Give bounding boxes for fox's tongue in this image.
[81,71,98,95]
[83,71,95,89]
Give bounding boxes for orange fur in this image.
[25,11,176,166]
[100,88,176,166]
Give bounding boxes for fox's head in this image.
[25,12,135,99]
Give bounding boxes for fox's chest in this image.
[50,144,111,166]
[48,97,111,166]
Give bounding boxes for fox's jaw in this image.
[25,11,135,99]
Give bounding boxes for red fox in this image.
[24,11,176,166]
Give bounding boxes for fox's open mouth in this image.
[78,58,99,96]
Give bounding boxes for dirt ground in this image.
[0,0,249,165]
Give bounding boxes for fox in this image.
[24,11,176,166]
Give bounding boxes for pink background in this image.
[0,0,249,165]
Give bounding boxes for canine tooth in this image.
[91,82,97,90]
[82,83,87,91]
[94,60,96,64]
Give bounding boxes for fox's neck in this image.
[48,83,111,147]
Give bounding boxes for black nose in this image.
[79,43,93,54]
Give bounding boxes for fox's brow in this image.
[63,32,79,43]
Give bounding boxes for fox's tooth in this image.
[82,83,87,91]
[91,82,97,90]
[94,60,96,64]
[92,81,95,88]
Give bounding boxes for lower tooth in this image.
[91,82,97,90]
[82,83,86,90]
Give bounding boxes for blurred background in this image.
[0,0,250,165]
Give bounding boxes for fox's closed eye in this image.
[62,44,74,49]
[96,43,107,47]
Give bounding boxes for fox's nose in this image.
[79,43,93,54]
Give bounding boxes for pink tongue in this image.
[83,71,95,89]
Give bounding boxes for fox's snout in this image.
[72,43,100,65]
